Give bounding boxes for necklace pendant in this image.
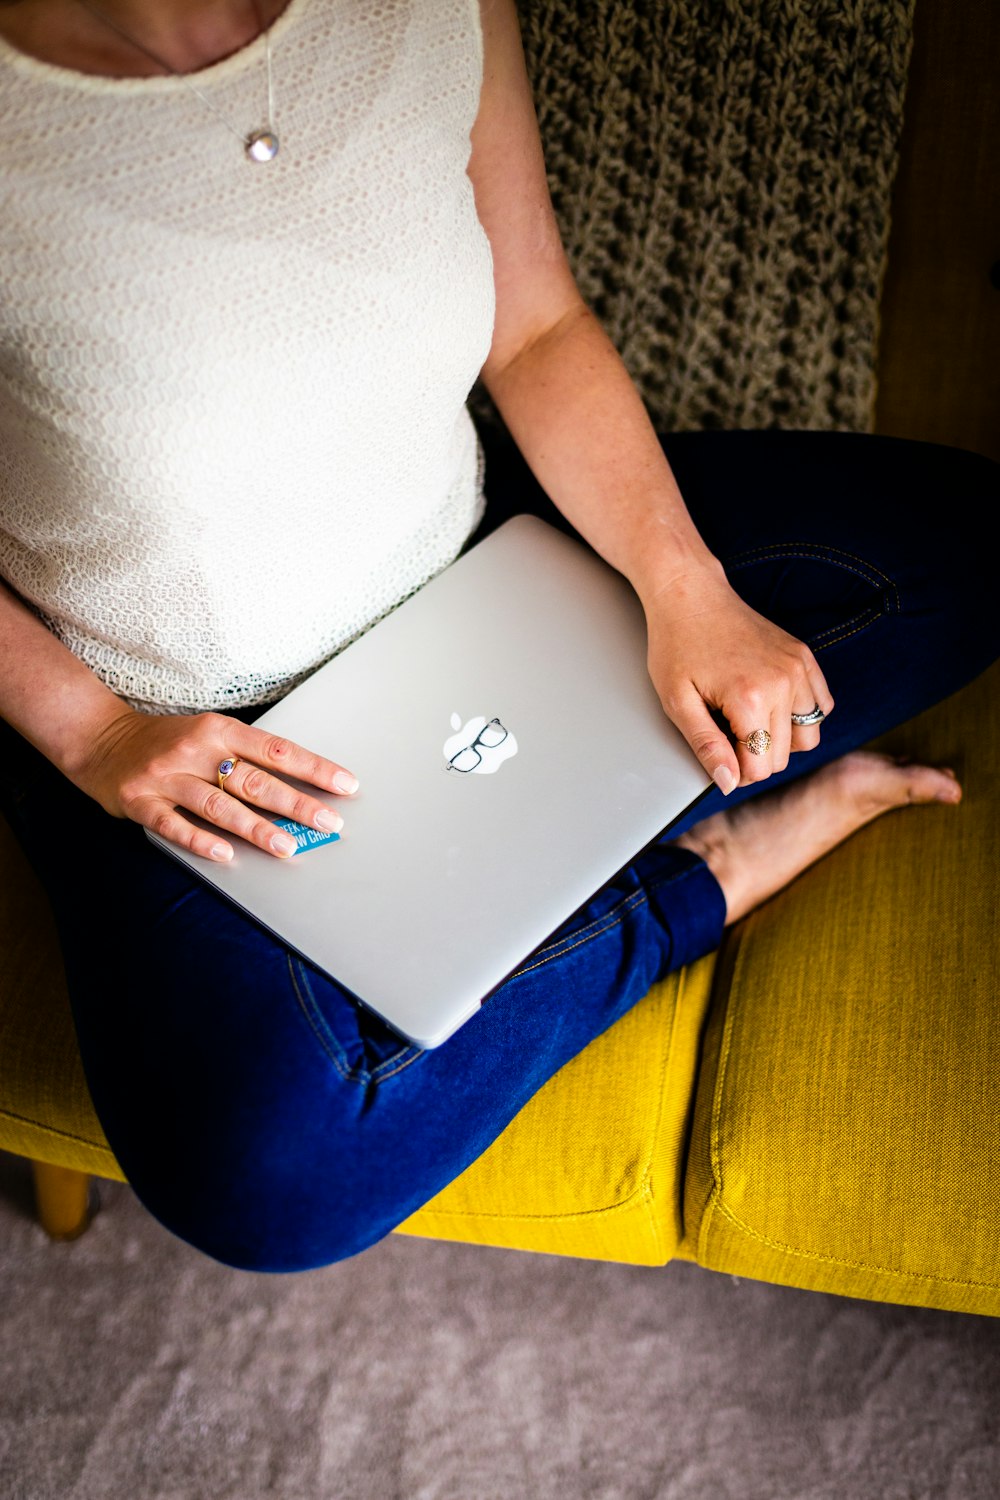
[245,129,279,163]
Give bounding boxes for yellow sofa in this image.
[2,0,998,1314]
[2,655,998,1315]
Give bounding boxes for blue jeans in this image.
[3,430,998,1272]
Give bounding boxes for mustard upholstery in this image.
[2,660,997,1317]
[681,659,1000,1316]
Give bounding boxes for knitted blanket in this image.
[485,0,915,434]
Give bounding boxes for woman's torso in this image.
[0,0,495,712]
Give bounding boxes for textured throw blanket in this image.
[486,0,915,434]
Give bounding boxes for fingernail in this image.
[937,785,961,804]
[271,832,297,856]
[333,771,359,794]
[315,808,343,832]
[713,766,737,795]
[211,843,233,862]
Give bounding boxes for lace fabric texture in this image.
[0,0,494,712]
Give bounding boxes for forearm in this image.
[0,577,132,781]
[481,303,726,605]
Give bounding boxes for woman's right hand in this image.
[76,708,359,862]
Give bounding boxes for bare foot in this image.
[673,751,962,925]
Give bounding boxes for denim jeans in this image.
[3,428,998,1272]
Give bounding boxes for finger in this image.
[791,658,834,722]
[227,726,360,797]
[790,719,823,754]
[220,760,344,835]
[767,702,793,773]
[789,670,834,753]
[733,721,776,784]
[141,799,235,863]
[811,662,834,719]
[670,694,741,795]
[180,779,305,859]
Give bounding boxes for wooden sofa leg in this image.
[32,1161,93,1241]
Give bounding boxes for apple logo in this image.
[443,712,518,775]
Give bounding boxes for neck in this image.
[0,0,287,77]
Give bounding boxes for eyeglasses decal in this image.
[446,716,509,773]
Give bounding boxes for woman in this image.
[1,0,997,1271]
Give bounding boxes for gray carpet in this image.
[2,1154,999,1500]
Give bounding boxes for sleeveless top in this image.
[0,0,495,712]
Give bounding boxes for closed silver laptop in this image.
[146,515,711,1047]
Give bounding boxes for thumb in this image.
[671,694,739,796]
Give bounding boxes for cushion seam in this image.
[406,1179,657,1227]
[708,1197,1000,1293]
[640,964,695,1261]
[0,1107,111,1153]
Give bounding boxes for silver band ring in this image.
[738,728,772,756]
[217,756,240,790]
[791,703,826,727]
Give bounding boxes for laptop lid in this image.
[146,515,712,1047]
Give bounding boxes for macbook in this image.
[146,514,712,1047]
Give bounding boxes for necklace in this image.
[73,0,280,163]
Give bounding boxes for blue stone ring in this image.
[217,756,240,790]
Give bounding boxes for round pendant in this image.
[245,129,279,164]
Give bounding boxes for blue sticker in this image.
[273,817,341,854]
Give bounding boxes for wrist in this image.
[628,533,728,613]
[52,693,138,790]
[0,577,139,790]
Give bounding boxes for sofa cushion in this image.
[682,659,1000,1317]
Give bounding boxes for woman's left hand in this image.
[641,560,834,795]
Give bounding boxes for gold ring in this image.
[217,756,240,790]
[738,729,772,756]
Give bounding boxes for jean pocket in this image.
[723,542,900,653]
[287,955,423,1086]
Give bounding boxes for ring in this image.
[738,728,772,756]
[217,756,240,790]
[791,703,826,727]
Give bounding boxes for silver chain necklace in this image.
[73,0,280,163]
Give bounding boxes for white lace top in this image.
[0,0,495,712]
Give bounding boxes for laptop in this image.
[146,514,712,1047]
